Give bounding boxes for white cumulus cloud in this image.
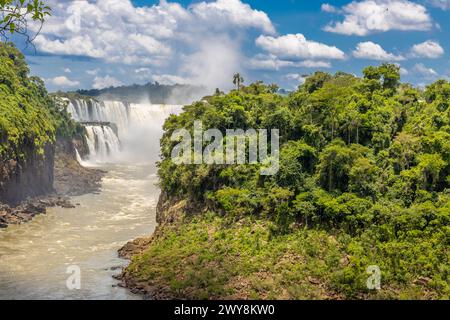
[427,0,450,10]
[247,55,332,71]
[321,3,339,13]
[410,40,444,58]
[255,33,345,60]
[324,0,433,36]
[248,54,296,70]
[33,0,274,64]
[297,60,332,68]
[285,73,307,89]
[412,63,438,78]
[191,0,275,34]
[46,76,80,87]
[32,0,276,90]
[86,68,100,76]
[353,41,405,61]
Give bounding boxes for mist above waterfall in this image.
[180,36,244,92]
[120,104,183,163]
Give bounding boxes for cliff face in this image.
[53,137,104,197]
[0,43,57,206]
[0,131,92,206]
[0,43,95,208]
[0,134,105,228]
[56,134,89,160]
[0,44,109,229]
[0,143,54,205]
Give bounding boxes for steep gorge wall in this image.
[0,43,91,206]
[0,131,91,206]
[56,134,89,160]
[0,143,54,205]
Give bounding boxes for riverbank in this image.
[53,150,105,197]
[118,197,347,300]
[117,195,191,299]
[118,193,447,300]
[0,150,105,229]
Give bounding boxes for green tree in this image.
[415,154,446,191]
[362,63,400,93]
[301,71,331,93]
[233,73,244,91]
[0,42,79,159]
[317,140,360,192]
[389,132,420,172]
[349,157,379,199]
[275,141,316,192]
[0,0,51,43]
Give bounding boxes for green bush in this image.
[0,43,80,160]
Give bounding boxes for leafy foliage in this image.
[153,64,450,298]
[128,212,449,299]
[0,0,51,42]
[0,43,82,160]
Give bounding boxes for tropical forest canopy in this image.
[148,63,450,298]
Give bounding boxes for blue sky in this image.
[16,0,450,92]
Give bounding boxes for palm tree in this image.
[233,73,244,91]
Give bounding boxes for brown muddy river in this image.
[0,162,159,299]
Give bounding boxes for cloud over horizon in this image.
[256,34,346,60]
[34,0,275,90]
[410,40,445,58]
[324,0,433,36]
[21,0,450,91]
[353,41,405,61]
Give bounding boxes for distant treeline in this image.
[74,82,207,105]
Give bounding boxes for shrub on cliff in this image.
[0,43,80,160]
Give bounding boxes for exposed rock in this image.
[54,139,105,197]
[0,196,75,227]
[0,143,54,205]
[339,255,350,266]
[110,266,122,271]
[0,138,105,229]
[118,236,154,260]
[414,277,432,286]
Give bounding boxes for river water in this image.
[0,102,183,300]
[0,162,159,300]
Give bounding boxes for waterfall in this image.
[84,125,121,163]
[66,99,130,135]
[75,149,84,164]
[66,99,183,164]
